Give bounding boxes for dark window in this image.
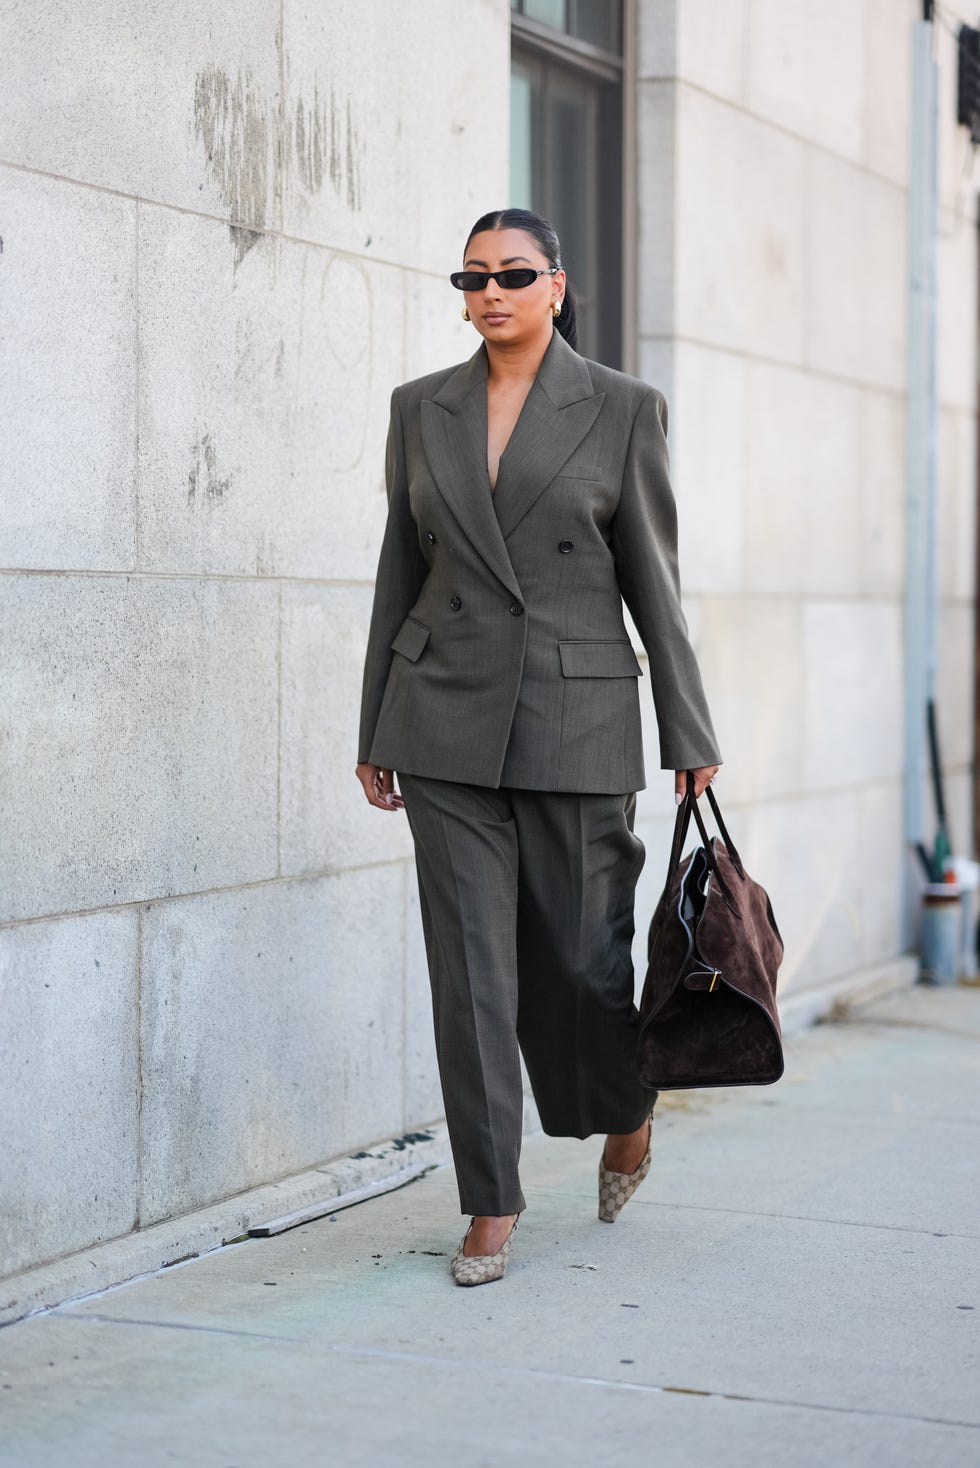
[510,2,624,366]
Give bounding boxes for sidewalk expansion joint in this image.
[327,1344,980,1429]
[47,1316,980,1432]
[54,1312,296,1345]
[834,1016,980,1043]
[518,1189,980,1240]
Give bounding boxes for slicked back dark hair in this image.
[464,207,578,351]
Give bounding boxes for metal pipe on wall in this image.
[903,12,940,938]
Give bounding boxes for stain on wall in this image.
[293,83,363,212]
[193,63,364,265]
[187,432,232,504]
[229,224,264,264]
[193,65,271,265]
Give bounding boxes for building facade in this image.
[1,0,976,1310]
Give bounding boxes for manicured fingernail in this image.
[675,792,683,805]
[385,793,394,805]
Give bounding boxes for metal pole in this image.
[904,14,939,935]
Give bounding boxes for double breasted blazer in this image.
[357,328,721,793]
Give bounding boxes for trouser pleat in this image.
[399,773,656,1216]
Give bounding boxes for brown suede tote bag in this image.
[638,772,785,1088]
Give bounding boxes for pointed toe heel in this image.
[450,1216,519,1286]
[598,1118,654,1223]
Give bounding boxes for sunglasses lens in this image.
[449,269,544,291]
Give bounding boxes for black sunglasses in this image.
[449,267,559,291]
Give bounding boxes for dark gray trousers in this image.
[398,772,657,1216]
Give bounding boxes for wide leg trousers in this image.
[398,772,657,1216]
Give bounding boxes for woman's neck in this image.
[485,325,554,386]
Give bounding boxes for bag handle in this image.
[665,772,696,874]
[702,779,746,878]
[659,772,741,916]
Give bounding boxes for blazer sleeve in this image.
[610,387,722,772]
[357,388,428,764]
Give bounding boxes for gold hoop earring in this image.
[462,306,470,322]
[552,300,562,318]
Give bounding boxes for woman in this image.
[355,207,721,1286]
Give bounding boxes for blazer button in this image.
[509,601,524,617]
[449,595,462,611]
[558,539,574,553]
[426,531,437,544]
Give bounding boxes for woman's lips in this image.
[484,313,510,324]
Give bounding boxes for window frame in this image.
[511,8,624,81]
[510,0,637,373]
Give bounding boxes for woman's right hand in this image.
[355,762,405,811]
[674,764,720,804]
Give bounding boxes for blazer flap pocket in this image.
[559,639,643,678]
[391,616,431,663]
[556,463,603,482]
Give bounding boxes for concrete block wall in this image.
[0,0,509,1283]
[633,0,977,996]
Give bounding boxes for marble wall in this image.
[0,0,509,1282]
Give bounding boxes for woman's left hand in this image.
[674,765,720,803]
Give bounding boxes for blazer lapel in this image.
[419,331,606,589]
[492,332,606,542]
[420,344,522,598]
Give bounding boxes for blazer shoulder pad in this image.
[578,356,664,416]
[391,361,467,409]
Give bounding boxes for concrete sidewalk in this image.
[1,983,978,1467]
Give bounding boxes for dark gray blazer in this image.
[357,328,721,793]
